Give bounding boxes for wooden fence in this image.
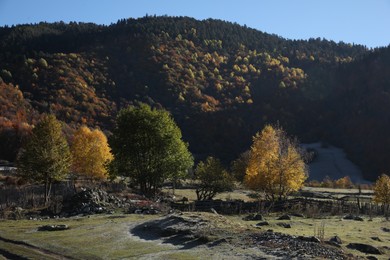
[171,197,386,216]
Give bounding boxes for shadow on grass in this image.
[129,216,206,250]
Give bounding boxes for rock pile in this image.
[61,188,163,216]
[277,214,291,220]
[62,188,127,216]
[250,231,345,259]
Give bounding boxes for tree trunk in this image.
[44,179,52,206]
[172,180,176,195]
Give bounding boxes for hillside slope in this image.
[1,16,389,180]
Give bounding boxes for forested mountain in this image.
[0,16,388,181]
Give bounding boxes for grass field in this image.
[0,214,208,259]
[0,185,387,259]
[0,212,389,259]
[163,186,373,202]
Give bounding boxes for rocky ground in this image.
[60,188,166,216]
[130,212,350,259]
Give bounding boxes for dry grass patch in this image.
[231,214,390,259]
[163,188,255,202]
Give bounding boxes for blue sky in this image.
[0,0,389,48]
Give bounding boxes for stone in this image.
[277,214,291,220]
[329,236,342,244]
[342,214,355,220]
[255,221,269,227]
[277,223,291,228]
[325,241,341,248]
[243,213,263,221]
[366,256,378,260]
[381,227,390,232]
[347,243,382,255]
[290,213,305,218]
[371,237,382,242]
[343,214,364,221]
[134,209,143,214]
[298,236,321,243]
[38,224,69,231]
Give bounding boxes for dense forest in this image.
[0,16,389,181]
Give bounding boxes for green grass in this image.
[0,214,202,259]
[0,213,389,259]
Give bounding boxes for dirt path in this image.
[0,235,75,260]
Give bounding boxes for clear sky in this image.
[0,0,389,48]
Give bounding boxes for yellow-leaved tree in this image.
[71,126,113,180]
[373,174,390,218]
[245,125,308,201]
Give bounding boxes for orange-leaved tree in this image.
[245,125,308,201]
[373,174,390,218]
[71,126,113,180]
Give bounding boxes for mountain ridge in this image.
[0,16,388,181]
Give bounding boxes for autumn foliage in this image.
[245,125,308,201]
[71,126,113,180]
[373,174,390,205]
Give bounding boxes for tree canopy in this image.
[71,126,113,180]
[1,16,390,181]
[373,174,390,218]
[245,125,308,201]
[109,104,193,196]
[17,114,71,204]
[373,174,390,205]
[194,156,235,201]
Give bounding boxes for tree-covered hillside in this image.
[1,16,389,181]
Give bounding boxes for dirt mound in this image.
[131,212,347,259]
[131,212,240,245]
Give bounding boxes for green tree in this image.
[194,157,235,200]
[17,114,71,204]
[230,151,250,182]
[109,104,193,197]
[245,125,308,201]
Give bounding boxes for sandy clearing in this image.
[303,142,369,183]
